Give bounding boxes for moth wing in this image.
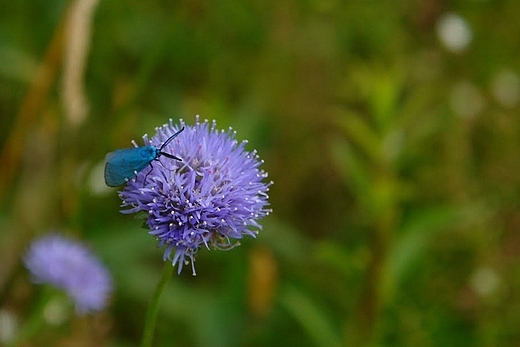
[104,148,152,187]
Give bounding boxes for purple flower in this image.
[118,117,272,275]
[24,234,113,315]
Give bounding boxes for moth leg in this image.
[143,162,154,184]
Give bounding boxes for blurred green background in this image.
[1,0,520,346]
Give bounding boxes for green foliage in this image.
[1,0,520,346]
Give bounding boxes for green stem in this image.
[9,287,63,347]
[141,263,174,347]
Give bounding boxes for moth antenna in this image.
[160,127,185,151]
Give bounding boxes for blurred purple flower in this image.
[118,117,272,275]
[24,234,113,315]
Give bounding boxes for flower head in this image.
[24,234,113,315]
[118,117,272,275]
